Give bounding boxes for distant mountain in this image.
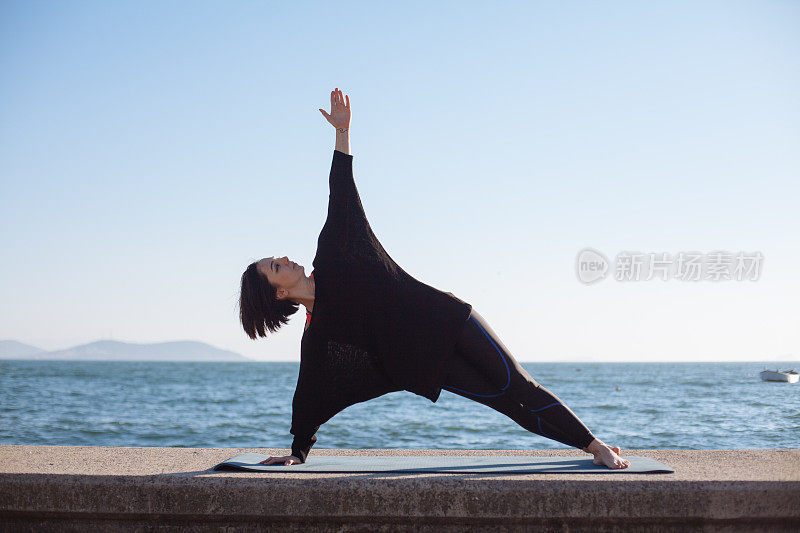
[0,340,47,358]
[0,339,250,361]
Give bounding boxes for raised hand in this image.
[319,87,351,130]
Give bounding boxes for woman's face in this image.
[257,256,305,293]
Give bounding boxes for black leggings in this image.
[440,309,596,450]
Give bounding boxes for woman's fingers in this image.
[327,88,348,110]
[332,88,346,107]
[258,455,297,465]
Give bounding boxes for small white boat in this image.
[759,369,799,383]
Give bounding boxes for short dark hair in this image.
[239,261,300,339]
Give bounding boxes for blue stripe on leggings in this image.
[443,315,511,398]
[533,403,564,443]
[529,401,563,413]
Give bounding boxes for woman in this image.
[239,88,630,469]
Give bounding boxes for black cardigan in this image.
[289,150,473,462]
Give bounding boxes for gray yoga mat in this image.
[214,453,674,474]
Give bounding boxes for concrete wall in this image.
[1,446,799,532]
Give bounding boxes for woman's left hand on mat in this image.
[259,454,300,465]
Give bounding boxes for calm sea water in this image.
[1,360,798,450]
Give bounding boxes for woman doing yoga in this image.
[238,88,629,470]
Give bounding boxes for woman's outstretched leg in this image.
[440,343,595,449]
[440,309,630,469]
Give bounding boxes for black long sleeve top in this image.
[289,149,473,462]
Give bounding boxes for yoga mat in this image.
[214,454,674,474]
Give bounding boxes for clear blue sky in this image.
[1,1,798,361]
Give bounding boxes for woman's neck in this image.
[290,275,315,314]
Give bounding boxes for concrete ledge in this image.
[1,446,799,532]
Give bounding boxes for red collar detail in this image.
[305,270,315,325]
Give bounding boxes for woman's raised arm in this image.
[319,87,351,155]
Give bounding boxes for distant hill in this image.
[0,340,47,358]
[0,339,250,361]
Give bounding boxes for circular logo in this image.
[575,247,609,284]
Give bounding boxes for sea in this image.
[1,360,798,450]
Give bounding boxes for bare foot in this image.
[582,439,630,469]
